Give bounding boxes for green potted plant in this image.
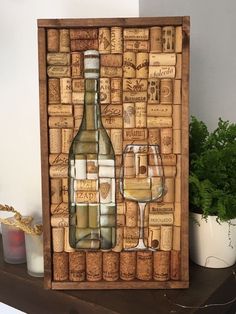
[189,116,236,268]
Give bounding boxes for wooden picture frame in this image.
[38,16,190,290]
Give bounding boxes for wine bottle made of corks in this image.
[69,50,116,250]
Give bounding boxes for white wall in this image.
[0,0,139,218]
[140,0,236,129]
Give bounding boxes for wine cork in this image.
[160,225,173,251]
[100,54,122,67]
[163,177,175,203]
[123,52,136,78]
[161,128,173,154]
[70,28,98,39]
[69,252,86,281]
[51,214,69,227]
[173,80,181,105]
[123,227,139,239]
[161,154,177,166]
[150,27,162,52]
[160,79,173,104]
[112,227,123,252]
[124,40,149,52]
[124,28,149,40]
[136,53,148,78]
[100,78,110,104]
[120,252,136,281]
[171,250,181,280]
[99,27,111,53]
[173,226,181,251]
[72,79,84,92]
[148,226,161,249]
[50,165,68,178]
[149,213,174,226]
[124,151,135,178]
[71,52,83,78]
[49,129,62,154]
[52,227,64,252]
[176,54,182,79]
[111,78,122,104]
[123,103,135,128]
[61,129,73,154]
[60,78,72,104]
[123,238,138,249]
[123,79,148,92]
[48,105,73,116]
[47,29,59,52]
[173,129,181,154]
[111,129,122,155]
[147,78,160,103]
[86,252,102,281]
[47,53,70,66]
[125,201,138,227]
[135,102,147,128]
[147,116,172,128]
[72,92,84,104]
[71,39,98,52]
[174,202,181,227]
[124,129,147,141]
[148,128,160,145]
[49,154,68,166]
[53,252,69,281]
[62,190,68,203]
[59,29,70,52]
[149,66,175,79]
[51,179,62,204]
[123,91,147,103]
[163,166,177,177]
[136,251,152,281]
[162,26,175,52]
[111,27,123,53]
[175,26,183,53]
[175,155,181,203]
[48,79,60,103]
[153,251,170,281]
[173,105,181,129]
[103,252,119,281]
[48,117,74,128]
[51,203,68,215]
[47,66,71,78]
[76,191,99,204]
[149,53,176,66]
[64,227,75,252]
[100,66,122,78]
[147,104,172,117]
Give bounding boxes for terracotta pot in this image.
[189,212,236,268]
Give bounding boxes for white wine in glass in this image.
[120,144,164,250]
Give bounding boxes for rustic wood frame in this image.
[38,16,190,290]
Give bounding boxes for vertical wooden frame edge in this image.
[38,27,52,289]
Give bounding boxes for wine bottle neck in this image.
[82,79,102,130]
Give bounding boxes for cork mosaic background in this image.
[38,17,189,289]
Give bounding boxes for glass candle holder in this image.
[24,223,44,277]
[1,218,26,264]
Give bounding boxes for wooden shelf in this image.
[0,238,235,313]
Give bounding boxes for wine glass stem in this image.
[138,202,146,240]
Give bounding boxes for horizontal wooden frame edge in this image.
[52,280,189,290]
[37,16,185,28]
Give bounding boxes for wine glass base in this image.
[124,240,156,251]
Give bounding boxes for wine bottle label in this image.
[160,225,173,251]
[99,27,111,54]
[153,251,170,281]
[173,80,181,105]
[123,52,136,78]
[100,54,122,67]
[51,202,68,215]
[51,214,69,227]
[100,66,123,78]
[147,78,160,103]
[120,252,136,280]
[47,66,71,77]
[86,251,102,281]
[162,26,175,52]
[149,213,174,226]
[69,251,86,281]
[59,29,70,52]
[103,252,119,281]
[147,116,172,128]
[149,53,176,66]
[49,117,74,128]
[135,102,147,128]
[124,28,149,40]
[71,39,99,52]
[148,128,160,145]
[123,91,148,103]
[149,66,175,78]
[148,226,161,249]
[150,27,162,52]
[52,227,64,252]
[47,29,59,52]
[136,52,149,78]
[147,104,172,117]
[136,251,153,281]
[70,28,98,40]
[48,105,73,116]
[49,129,62,154]
[124,128,148,141]
[124,40,149,52]
[76,204,88,228]
[111,27,123,53]
[53,252,69,281]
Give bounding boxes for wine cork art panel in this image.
[38,17,189,289]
